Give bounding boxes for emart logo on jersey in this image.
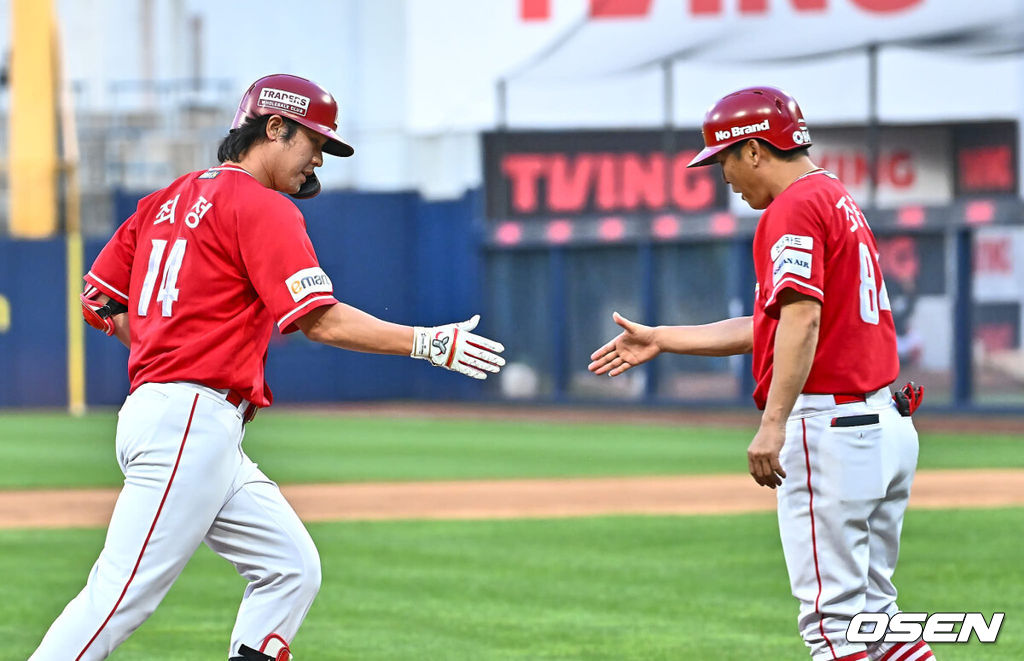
[285,267,333,302]
[848,612,1005,644]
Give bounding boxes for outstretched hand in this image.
[588,312,660,376]
[411,314,505,380]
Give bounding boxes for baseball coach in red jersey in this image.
[32,74,504,661]
[589,87,933,661]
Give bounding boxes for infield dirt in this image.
[2,468,1023,530]
[3,403,1021,529]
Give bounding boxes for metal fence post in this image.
[953,228,974,407]
[550,246,569,401]
[640,240,658,398]
[733,236,756,404]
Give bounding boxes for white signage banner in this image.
[502,0,1024,80]
[812,127,953,207]
[406,0,1024,132]
[974,227,1024,302]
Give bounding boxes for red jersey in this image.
[751,169,898,410]
[84,166,339,407]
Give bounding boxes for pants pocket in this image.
[828,422,886,501]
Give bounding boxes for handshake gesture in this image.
[412,314,505,380]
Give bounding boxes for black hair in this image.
[724,139,809,162]
[216,115,301,163]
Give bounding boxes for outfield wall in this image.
[1,188,1023,410]
[0,189,490,409]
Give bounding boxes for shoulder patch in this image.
[772,249,813,286]
[285,267,332,303]
[770,234,813,262]
[198,170,220,179]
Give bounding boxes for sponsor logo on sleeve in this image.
[770,234,813,261]
[285,267,332,302]
[772,249,812,286]
[258,88,311,117]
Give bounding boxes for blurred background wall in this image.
[1,0,1023,410]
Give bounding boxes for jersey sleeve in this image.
[84,213,139,304]
[760,200,826,317]
[237,194,339,334]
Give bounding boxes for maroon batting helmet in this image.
[232,73,354,158]
[687,86,811,168]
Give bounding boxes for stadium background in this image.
[1,0,1023,411]
[1,1,1023,659]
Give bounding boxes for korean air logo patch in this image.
[772,249,812,286]
[285,267,332,302]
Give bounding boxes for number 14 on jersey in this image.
[139,239,187,318]
[138,193,215,318]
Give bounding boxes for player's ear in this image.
[265,115,285,141]
[747,139,762,166]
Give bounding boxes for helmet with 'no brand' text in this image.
[688,86,811,168]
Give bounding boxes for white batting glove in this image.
[411,314,506,379]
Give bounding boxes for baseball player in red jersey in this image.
[589,87,934,661]
[30,74,504,661]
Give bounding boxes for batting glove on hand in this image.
[411,314,505,379]
[80,287,128,336]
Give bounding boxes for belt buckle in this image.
[242,403,258,424]
[225,389,258,424]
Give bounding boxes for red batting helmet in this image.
[232,74,354,157]
[687,86,811,168]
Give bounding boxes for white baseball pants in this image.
[776,388,919,661]
[30,382,321,660]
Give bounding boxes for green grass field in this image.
[1,410,1022,489]
[1,410,1022,659]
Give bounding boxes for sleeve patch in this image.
[285,267,333,302]
[770,234,813,261]
[772,249,812,286]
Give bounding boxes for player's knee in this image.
[283,541,321,604]
[301,550,322,602]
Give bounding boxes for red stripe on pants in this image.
[76,394,200,660]
[802,418,838,658]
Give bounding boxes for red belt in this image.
[833,393,867,405]
[226,389,259,423]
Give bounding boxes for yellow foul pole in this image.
[53,18,87,415]
[66,226,86,415]
[10,0,59,238]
